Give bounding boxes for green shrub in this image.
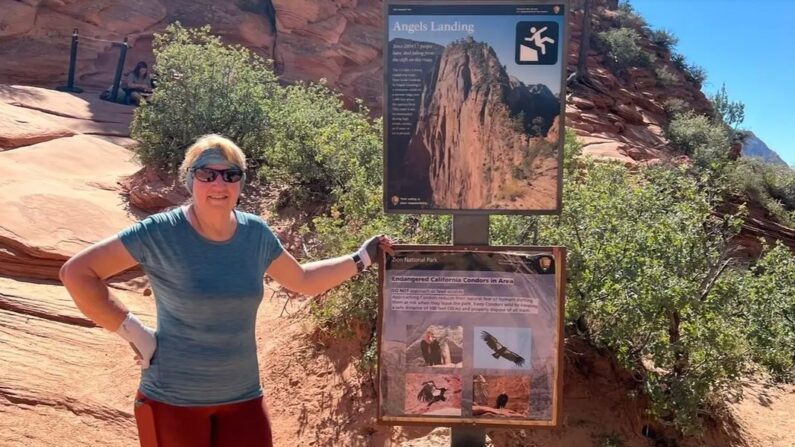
[615,1,648,29]
[669,52,707,87]
[739,242,795,381]
[683,63,708,87]
[670,52,687,71]
[649,28,679,50]
[493,132,795,432]
[131,23,278,170]
[665,111,731,170]
[655,66,679,86]
[262,83,383,208]
[542,161,750,432]
[727,158,795,226]
[304,121,451,364]
[597,28,652,71]
[662,98,690,118]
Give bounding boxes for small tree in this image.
[710,83,746,129]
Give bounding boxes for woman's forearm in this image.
[60,262,130,331]
[296,255,358,296]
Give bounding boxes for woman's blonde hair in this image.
[179,134,246,184]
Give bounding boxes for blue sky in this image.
[631,0,795,165]
[389,14,564,95]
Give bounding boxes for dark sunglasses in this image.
[190,167,244,183]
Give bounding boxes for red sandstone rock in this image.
[0,134,139,280]
[0,102,76,149]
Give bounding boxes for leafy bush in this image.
[615,1,648,29]
[669,52,707,87]
[655,66,679,86]
[665,111,731,169]
[727,158,795,226]
[662,98,690,118]
[262,83,383,207]
[493,132,795,431]
[597,28,652,71]
[498,154,751,432]
[131,24,278,170]
[670,52,687,71]
[683,63,708,87]
[649,28,679,50]
[739,242,795,381]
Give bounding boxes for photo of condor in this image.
[481,330,526,367]
[417,381,448,407]
[472,375,530,418]
[474,327,533,370]
[404,373,462,416]
[405,324,463,368]
[496,392,509,409]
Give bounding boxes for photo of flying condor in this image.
[481,330,526,367]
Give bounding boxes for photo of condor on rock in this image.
[472,374,531,418]
[385,3,566,213]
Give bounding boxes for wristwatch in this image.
[352,253,365,272]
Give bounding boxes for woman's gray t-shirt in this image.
[118,207,283,406]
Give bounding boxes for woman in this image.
[59,134,393,447]
[122,61,153,105]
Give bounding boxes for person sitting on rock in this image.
[121,61,153,105]
[60,134,395,447]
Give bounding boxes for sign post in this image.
[452,215,488,446]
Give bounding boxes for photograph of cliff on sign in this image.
[386,4,565,212]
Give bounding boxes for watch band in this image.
[352,253,365,272]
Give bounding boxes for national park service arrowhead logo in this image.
[515,21,559,65]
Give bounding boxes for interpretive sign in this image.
[384,1,567,214]
[377,246,565,427]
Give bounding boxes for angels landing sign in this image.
[377,246,565,427]
[384,1,567,215]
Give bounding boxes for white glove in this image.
[116,312,157,368]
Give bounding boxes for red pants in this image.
[133,390,273,447]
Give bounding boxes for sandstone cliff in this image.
[0,0,385,113]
